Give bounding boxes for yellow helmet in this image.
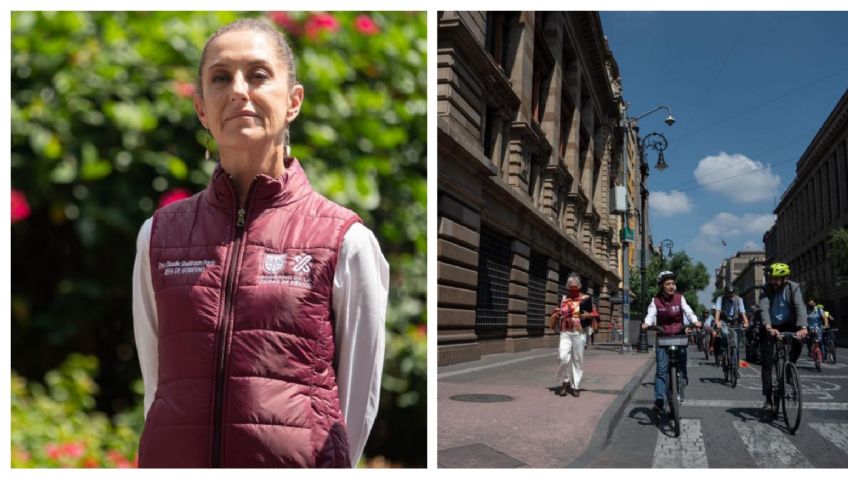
[768,262,790,278]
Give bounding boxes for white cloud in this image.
[649,190,692,217]
[694,152,781,203]
[699,212,776,241]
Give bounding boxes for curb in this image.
[566,354,655,468]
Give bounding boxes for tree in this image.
[630,251,711,317]
[827,227,848,278]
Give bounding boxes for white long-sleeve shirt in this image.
[643,294,700,327]
[132,218,388,467]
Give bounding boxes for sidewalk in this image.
[438,343,654,468]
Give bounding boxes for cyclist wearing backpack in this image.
[758,262,808,413]
[641,271,702,414]
[715,286,749,369]
[806,301,826,359]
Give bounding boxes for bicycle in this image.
[769,331,803,434]
[825,328,838,364]
[653,328,692,438]
[746,325,761,364]
[809,327,823,372]
[722,325,745,388]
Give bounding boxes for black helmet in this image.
[724,285,734,294]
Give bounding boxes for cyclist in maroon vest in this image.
[642,271,702,415]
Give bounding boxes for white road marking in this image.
[810,423,848,456]
[684,400,848,411]
[733,421,814,468]
[652,419,708,468]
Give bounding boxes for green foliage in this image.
[11,354,142,468]
[630,251,711,316]
[826,227,848,277]
[11,11,425,467]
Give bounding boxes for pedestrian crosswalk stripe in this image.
[732,421,814,468]
[652,419,708,468]
[683,400,848,411]
[809,423,848,456]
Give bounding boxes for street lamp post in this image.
[636,131,670,353]
[619,106,674,354]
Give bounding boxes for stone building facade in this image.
[715,250,765,293]
[732,256,767,314]
[437,11,631,365]
[765,89,848,344]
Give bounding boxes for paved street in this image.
[579,342,848,468]
[438,343,653,468]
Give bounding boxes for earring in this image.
[284,129,291,157]
[205,130,212,161]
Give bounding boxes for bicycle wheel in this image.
[771,362,781,419]
[814,343,822,372]
[730,342,738,388]
[669,363,680,437]
[827,338,837,364]
[783,362,802,434]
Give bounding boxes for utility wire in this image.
[675,154,799,193]
[676,68,848,139]
[667,128,815,189]
[671,13,752,154]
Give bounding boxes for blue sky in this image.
[600,11,848,305]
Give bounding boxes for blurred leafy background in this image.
[11,11,426,468]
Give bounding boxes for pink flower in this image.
[107,450,133,468]
[158,188,192,209]
[304,13,340,39]
[354,15,380,36]
[173,81,196,98]
[45,443,62,460]
[61,442,85,459]
[11,188,31,224]
[268,11,301,36]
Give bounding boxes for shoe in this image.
[651,404,663,414]
[559,381,570,396]
[762,400,773,413]
[571,388,580,398]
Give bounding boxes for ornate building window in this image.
[475,227,511,339]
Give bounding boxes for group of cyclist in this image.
[645,262,838,416]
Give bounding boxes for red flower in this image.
[354,15,380,36]
[158,188,192,209]
[173,81,196,98]
[304,13,340,39]
[268,11,301,36]
[11,188,31,224]
[61,442,85,459]
[82,457,99,468]
[45,444,62,460]
[106,450,132,468]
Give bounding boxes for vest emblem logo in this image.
[292,253,313,274]
[264,253,287,274]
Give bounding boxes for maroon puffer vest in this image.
[138,158,361,468]
[654,293,685,336]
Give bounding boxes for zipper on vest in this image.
[212,180,255,467]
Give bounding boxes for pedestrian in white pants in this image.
[555,329,585,393]
[549,273,597,398]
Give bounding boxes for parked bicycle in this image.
[770,331,803,434]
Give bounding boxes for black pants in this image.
[760,324,802,399]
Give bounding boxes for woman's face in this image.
[194,30,304,151]
[662,279,676,295]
